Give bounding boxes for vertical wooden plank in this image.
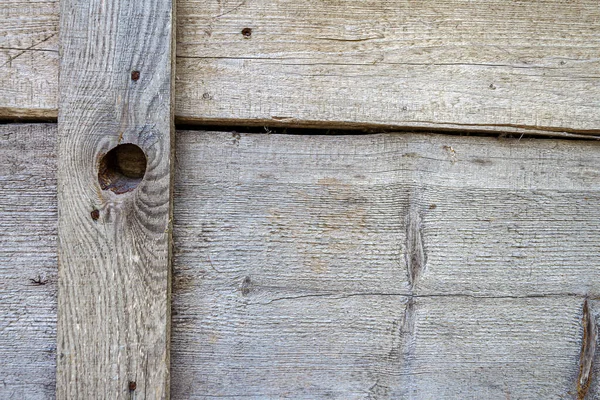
[56,0,174,396]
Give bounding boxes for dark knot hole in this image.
[98,144,147,194]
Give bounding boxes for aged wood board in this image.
[1,0,600,136]
[2,124,600,398]
[55,0,175,396]
[171,131,600,398]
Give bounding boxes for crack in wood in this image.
[254,292,588,305]
[577,299,597,400]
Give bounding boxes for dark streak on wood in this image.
[405,209,425,289]
[399,293,418,397]
[30,275,49,286]
[577,299,597,400]
[399,203,425,393]
[240,276,252,296]
[0,123,57,399]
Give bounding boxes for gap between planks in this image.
[2,117,600,141]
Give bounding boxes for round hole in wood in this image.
[98,144,147,194]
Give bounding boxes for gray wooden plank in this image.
[0,124,57,399]
[56,0,175,396]
[2,0,600,136]
[171,131,600,398]
[2,123,599,398]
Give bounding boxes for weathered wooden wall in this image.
[2,0,599,397]
[2,124,599,398]
[2,0,600,136]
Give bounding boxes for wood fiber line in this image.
[56,0,175,397]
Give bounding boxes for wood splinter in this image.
[577,299,597,400]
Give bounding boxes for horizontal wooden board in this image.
[173,295,588,399]
[172,131,600,299]
[171,130,600,398]
[2,0,600,135]
[2,124,600,397]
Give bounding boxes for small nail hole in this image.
[98,144,147,194]
[131,71,140,81]
[241,28,252,38]
[91,209,100,220]
[129,381,137,391]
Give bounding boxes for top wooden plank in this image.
[1,0,599,135]
[170,129,600,398]
[1,122,600,398]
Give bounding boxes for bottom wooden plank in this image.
[1,124,599,398]
[172,294,585,399]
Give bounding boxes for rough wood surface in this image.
[56,0,174,396]
[2,123,600,398]
[0,0,58,119]
[2,0,600,136]
[0,124,57,399]
[171,130,600,398]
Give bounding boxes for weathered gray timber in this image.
[175,0,600,136]
[0,124,57,399]
[56,0,175,396]
[2,124,600,398]
[171,131,600,399]
[2,0,600,137]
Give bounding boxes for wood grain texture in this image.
[171,130,600,398]
[175,0,600,135]
[0,124,57,399]
[56,0,174,396]
[2,0,600,136]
